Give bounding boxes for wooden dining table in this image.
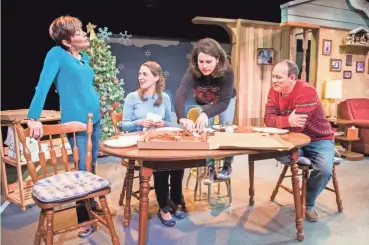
[100,126,311,245]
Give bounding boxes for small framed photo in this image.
[322,39,332,55]
[257,48,274,65]
[346,55,352,66]
[330,59,342,72]
[356,61,365,73]
[343,70,352,79]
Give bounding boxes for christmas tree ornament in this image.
[86,23,98,41]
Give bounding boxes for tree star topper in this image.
[86,23,98,41]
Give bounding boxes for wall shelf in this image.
[339,43,369,54]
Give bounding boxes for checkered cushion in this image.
[32,171,111,203]
[297,156,343,166]
[297,157,312,166]
[334,157,343,164]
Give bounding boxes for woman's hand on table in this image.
[195,113,208,133]
[179,118,195,132]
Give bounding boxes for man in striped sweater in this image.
[264,60,335,222]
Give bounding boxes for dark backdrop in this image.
[1,0,289,111]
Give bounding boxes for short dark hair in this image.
[280,59,299,79]
[49,16,82,50]
[189,38,230,78]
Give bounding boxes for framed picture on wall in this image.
[346,55,352,66]
[329,59,342,72]
[343,70,352,79]
[356,61,365,73]
[257,48,274,65]
[322,39,332,55]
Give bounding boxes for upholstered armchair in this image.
[339,98,369,154]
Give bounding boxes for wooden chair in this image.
[110,110,123,136]
[270,155,343,218]
[109,109,154,205]
[185,107,232,206]
[14,114,119,245]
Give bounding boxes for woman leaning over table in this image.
[25,16,111,237]
[122,61,187,227]
[174,38,237,184]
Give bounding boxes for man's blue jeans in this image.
[68,120,100,223]
[277,139,335,210]
[198,97,236,168]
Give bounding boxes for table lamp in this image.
[325,80,342,119]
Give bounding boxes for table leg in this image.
[290,149,304,241]
[248,160,255,205]
[138,167,153,245]
[123,160,135,227]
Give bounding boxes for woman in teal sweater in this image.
[26,16,102,237]
[122,61,187,227]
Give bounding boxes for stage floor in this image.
[1,155,369,245]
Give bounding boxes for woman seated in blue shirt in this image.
[122,61,187,227]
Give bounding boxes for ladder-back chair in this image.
[109,109,153,206]
[14,114,119,245]
[110,110,123,136]
[270,155,343,218]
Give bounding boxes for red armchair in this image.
[339,98,369,154]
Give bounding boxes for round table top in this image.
[99,126,311,161]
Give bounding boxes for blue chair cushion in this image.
[334,157,343,164]
[297,156,343,166]
[297,157,312,166]
[32,171,111,203]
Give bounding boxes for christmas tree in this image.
[85,23,125,140]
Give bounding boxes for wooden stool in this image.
[185,107,228,204]
[186,158,232,207]
[270,156,343,217]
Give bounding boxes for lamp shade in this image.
[325,80,342,99]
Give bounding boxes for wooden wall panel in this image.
[253,28,264,126]
[280,29,291,60]
[232,20,242,126]
[309,29,319,88]
[245,27,255,126]
[236,25,289,127]
[272,29,282,62]
[260,28,274,126]
[237,25,248,126]
[289,28,297,61]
